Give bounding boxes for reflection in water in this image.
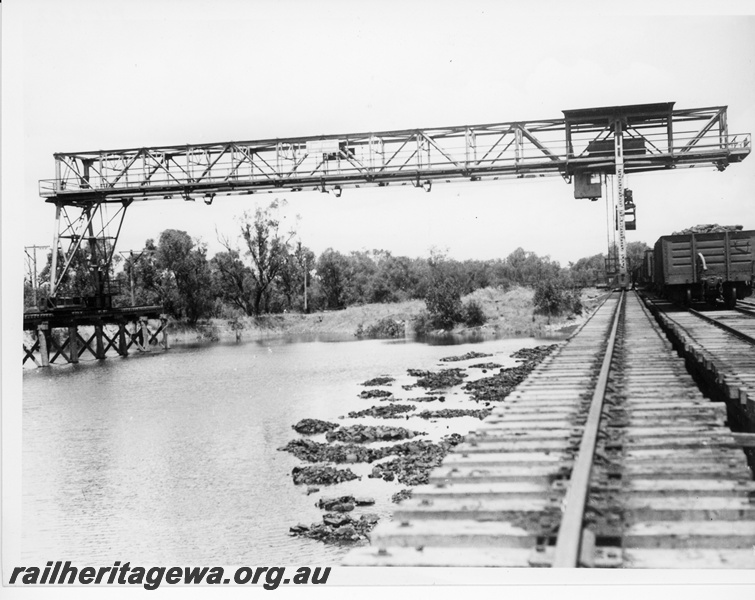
[23,335,547,564]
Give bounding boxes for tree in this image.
[424,251,463,329]
[114,240,160,307]
[533,280,566,317]
[626,241,650,272]
[534,278,582,318]
[463,299,487,326]
[568,252,606,287]
[155,229,214,324]
[23,279,38,312]
[210,249,255,316]
[369,253,412,303]
[503,248,562,287]
[342,250,378,305]
[290,241,316,312]
[459,259,493,294]
[37,248,94,300]
[316,249,350,310]
[567,242,649,287]
[240,200,295,315]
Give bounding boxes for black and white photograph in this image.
[3,0,755,596]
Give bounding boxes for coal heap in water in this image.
[292,418,339,435]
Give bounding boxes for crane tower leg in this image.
[614,120,629,289]
[49,203,62,298]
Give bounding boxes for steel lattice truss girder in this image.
[39,104,751,204]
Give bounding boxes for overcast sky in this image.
[6,1,755,273]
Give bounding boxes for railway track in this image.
[688,305,755,346]
[735,300,755,318]
[647,298,755,410]
[344,291,755,568]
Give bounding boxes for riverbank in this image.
[169,286,607,345]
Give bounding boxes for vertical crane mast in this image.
[614,119,628,288]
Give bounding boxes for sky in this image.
[6,0,755,278]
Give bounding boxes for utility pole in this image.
[295,240,310,313]
[25,245,50,307]
[118,251,136,305]
[303,264,308,313]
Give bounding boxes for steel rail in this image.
[735,306,755,317]
[552,290,625,568]
[688,307,755,346]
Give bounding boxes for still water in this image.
[23,334,549,565]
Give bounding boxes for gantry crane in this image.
[38,101,750,306]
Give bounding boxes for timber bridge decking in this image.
[345,291,755,569]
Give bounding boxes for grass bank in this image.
[169,286,607,345]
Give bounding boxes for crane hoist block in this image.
[574,172,602,199]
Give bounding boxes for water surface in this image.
[23,335,547,565]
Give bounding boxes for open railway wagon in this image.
[636,248,655,287]
[652,229,755,307]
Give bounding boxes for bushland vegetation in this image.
[24,200,649,330]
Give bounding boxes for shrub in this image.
[567,290,583,316]
[412,310,433,335]
[463,300,487,326]
[356,318,405,338]
[424,277,463,329]
[533,281,566,316]
[533,281,583,317]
